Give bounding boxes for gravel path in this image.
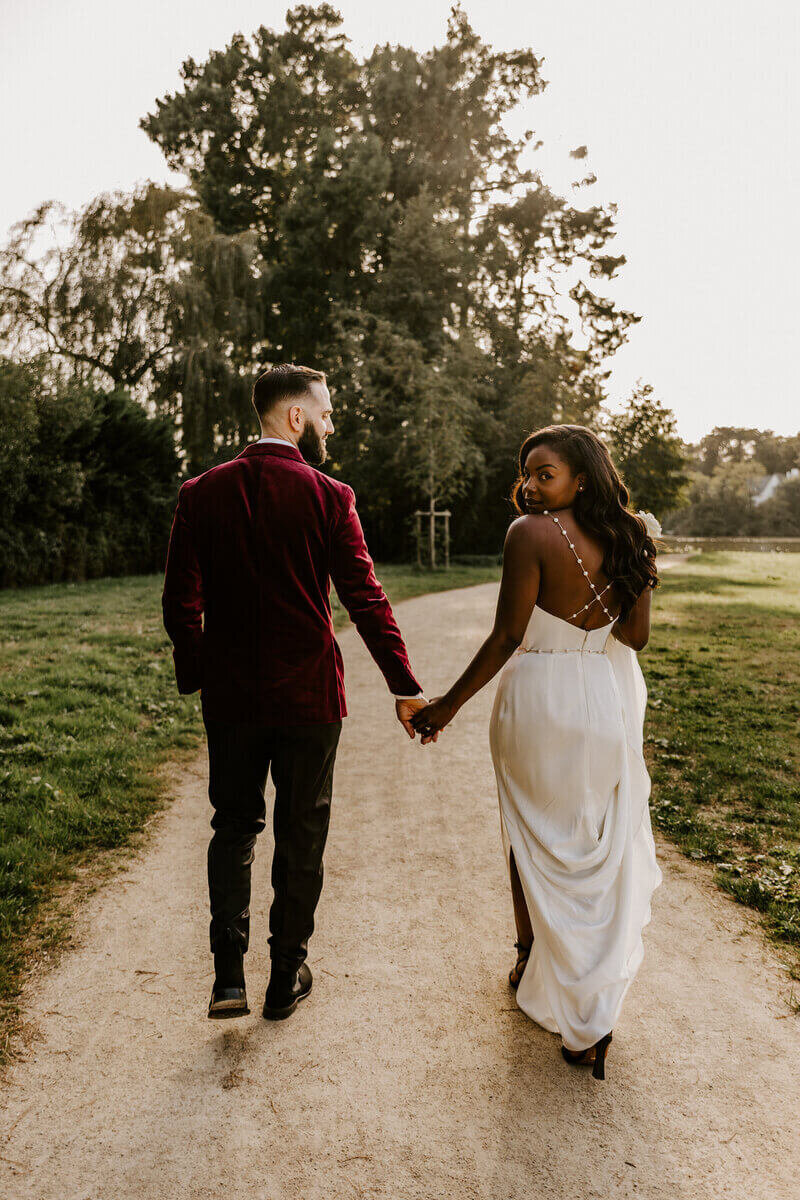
[1,583,797,1199]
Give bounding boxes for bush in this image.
[0,359,179,587]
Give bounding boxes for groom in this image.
[162,364,427,1020]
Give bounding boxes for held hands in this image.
[395,696,439,743]
[409,695,457,745]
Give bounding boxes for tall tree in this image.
[605,382,688,517]
[0,186,182,390]
[327,189,483,556]
[152,204,263,471]
[0,184,264,474]
[141,5,381,366]
[139,5,641,554]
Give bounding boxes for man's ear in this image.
[287,403,305,434]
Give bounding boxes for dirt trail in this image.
[1,583,797,1200]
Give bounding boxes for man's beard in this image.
[297,420,327,465]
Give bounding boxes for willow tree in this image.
[152,205,264,471]
[0,186,181,390]
[0,183,264,473]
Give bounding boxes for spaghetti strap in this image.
[542,509,614,622]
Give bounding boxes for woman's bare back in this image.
[530,510,620,631]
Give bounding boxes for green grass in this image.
[0,563,499,1056]
[642,552,800,973]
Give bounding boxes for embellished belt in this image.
[515,646,608,656]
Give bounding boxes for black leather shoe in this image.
[208,984,250,1019]
[262,962,313,1020]
[208,943,249,1019]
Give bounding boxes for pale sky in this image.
[1,0,798,442]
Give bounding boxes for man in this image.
[162,364,428,1021]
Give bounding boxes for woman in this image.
[411,425,663,1080]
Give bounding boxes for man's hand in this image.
[410,695,456,744]
[395,696,438,742]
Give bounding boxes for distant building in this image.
[751,468,800,506]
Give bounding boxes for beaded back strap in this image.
[542,509,614,622]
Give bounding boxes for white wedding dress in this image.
[488,534,662,1052]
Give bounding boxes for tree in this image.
[693,426,800,476]
[605,383,688,517]
[672,427,800,535]
[0,356,89,585]
[0,5,650,569]
[755,475,800,535]
[0,186,181,391]
[0,184,266,475]
[750,432,800,475]
[666,462,765,536]
[326,188,484,558]
[151,205,264,472]
[140,4,641,556]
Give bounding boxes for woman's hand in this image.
[410,695,457,744]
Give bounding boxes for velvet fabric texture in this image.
[162,441,421,724]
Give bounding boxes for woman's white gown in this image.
[489,604,663,1052]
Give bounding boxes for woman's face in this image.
[521,443,586,513]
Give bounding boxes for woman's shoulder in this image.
[504,514,557,556]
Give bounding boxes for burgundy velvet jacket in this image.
[161,440,422,725]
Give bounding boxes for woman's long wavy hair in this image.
[511,425,659,619]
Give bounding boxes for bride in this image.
[411,424,663,1080]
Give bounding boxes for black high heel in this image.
[508,939,532,989]
[561,1031,613,1080]
[591,1032,613,1080]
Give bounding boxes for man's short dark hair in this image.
[252,363,327,420]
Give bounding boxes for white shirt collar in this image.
[256,435,295,446]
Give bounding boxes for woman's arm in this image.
[411,518,541,740]
[612,584,652,651]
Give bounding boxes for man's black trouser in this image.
[204,719,342,974]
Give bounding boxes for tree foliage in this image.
[756,476,800,535]
[693,427,800,477]
[136,4,641,551]
[668,426,800,536]
[605,382,688,517]
[0,188,181,390]
[0,357,179,586]
[0,184,265,475]
[1,5,676,570]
